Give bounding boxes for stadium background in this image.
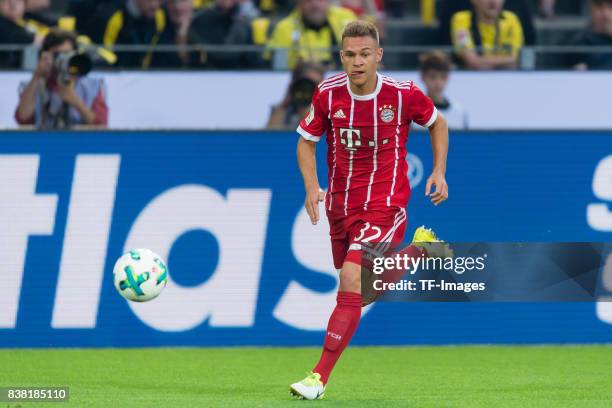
[1,0,612,348]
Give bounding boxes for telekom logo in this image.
[339,128,361,150]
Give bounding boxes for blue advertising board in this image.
[0,130,611,347]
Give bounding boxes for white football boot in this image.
[289,372,325,400]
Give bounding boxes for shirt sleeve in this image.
[507,13,525,57]
[450,11,475,53]
[264,18,290,61]
[405,85,438,128]
[297,87,327,142]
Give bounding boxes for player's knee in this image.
[339,262,361,293]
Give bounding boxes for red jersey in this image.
[298,72,438,217]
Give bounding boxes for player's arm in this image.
[406,85,449,206]
[426,113,449,206]
[297,138,324,225]
[296,88,327,225]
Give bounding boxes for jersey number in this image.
[355,222,382,243]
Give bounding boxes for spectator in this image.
[237,0,261,19]
[340,0,385,38]
[0,0,47,67]
[450,0,524,70]
[254,0,292,15]
[65,1,105,37]
[25,0,50,12]
[194,0,260,12]
[75,0,168,68]
[267,61,324,129]
[570,0,612,70]
[15,29,108,129]
[157,0,206,67]
[193,0,212,8]
[340,0,383,17]
[0,0,35,68]
[267,0,357,70]
[66,0,114,33]
[419,51,468,130]
[223,4,272,68]
[384,0,404,17]
[538,0,556,19]
[190,0,257,68]
[168,0,194,64]
[438,0,535,46]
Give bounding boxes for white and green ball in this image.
[113,248,168,302]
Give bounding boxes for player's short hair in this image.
[419,50,452,74]
[592,0,612,6]
[342,21,380,47]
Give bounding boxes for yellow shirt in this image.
[267,6,357,69]
[451,10,524,57]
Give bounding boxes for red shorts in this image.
[327,207,407,270]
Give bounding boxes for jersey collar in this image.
[347,72,382,101]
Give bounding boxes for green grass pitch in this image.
[1,346,610,407]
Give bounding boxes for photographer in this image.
[266,61,324,130]
[15,29,108,129]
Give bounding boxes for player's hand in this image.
[425,171,448,206]
[305,188,325,225]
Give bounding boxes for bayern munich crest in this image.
[379,105,396,123]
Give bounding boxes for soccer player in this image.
[291,20,450,400]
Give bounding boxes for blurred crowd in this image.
[4,0,611,130]
[1,0,611,71]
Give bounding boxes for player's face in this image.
[340,36,383,88]
[471,0,505,19]
[421,70,448,98]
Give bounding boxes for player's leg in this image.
[289,258,362,400]
[311,258,362,378]
[290,220,350,400]
[290,217,363,399]
[289,212,439,399]
[362,224,453,306]
[297,211,409,395]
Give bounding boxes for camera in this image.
[54,51,93,85]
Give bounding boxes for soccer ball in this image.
[113,248,168,302]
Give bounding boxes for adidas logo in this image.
[333,109,346,119]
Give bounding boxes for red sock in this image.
[383,244,426,284]
[313,291,362,384]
